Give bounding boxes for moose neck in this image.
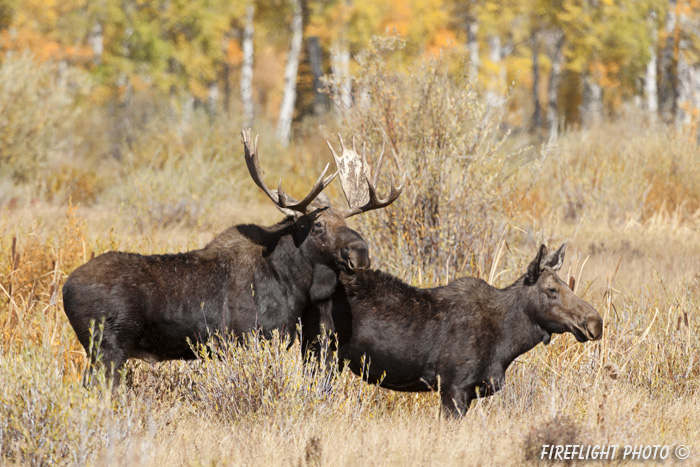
[264,219,315,292]
[491,276,551,370]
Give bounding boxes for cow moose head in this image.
[524,243,603,344]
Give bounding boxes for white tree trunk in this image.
[531,33,542,130]
[644,15,659,115]
[276,0,303,147]
[240,4,255,128]
[582,74,603,128]
[308,36,327,115]
[331,40,352,111]
[88,22,103,65]
[467,21,479,77]
[645,45,658,114]
[207,82,219,113]
[547,32,564,140]
[676,46,700,126]
[659,0,677,121]
[485,35,505,109]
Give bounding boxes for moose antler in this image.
[326,135,404,218]
[241,129,337,216]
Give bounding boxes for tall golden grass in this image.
[1,49,699,465]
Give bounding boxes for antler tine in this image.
[242,128,338,215]
[242,129,280,205]
[372,139,386,188]
[343,173,406,218]
[366,174,404,208]
[274,163,337,212]
[328,132,405,218]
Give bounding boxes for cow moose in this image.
[325,243,603,416]
[62,129,402,383]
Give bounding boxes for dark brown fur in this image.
[325,244,603,416]
[62,204,369,383]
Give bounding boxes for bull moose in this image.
[324,243,603,416]
[62,129,402,383]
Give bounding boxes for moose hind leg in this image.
[101,344,128,388]
[82,325,129,388]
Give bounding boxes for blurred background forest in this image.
[1,0,699,184]
[2,0,699,128]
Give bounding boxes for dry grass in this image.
[1,52,699,466]
[2,168,698,467]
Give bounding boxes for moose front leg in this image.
[302,264,339,367]
[441,385,475,418]
[475,373,506,398]
[314,298,339,370]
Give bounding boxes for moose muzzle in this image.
[341,240,370,272]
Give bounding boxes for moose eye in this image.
[313,221,324,231]
[547,287,558,297]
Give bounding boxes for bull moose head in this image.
[241,128,404,301]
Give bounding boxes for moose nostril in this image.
[588,317,603,340]
[343,245,370,272]
[355,253,370,271]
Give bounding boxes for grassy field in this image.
[1,54,699,466]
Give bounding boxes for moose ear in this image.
[526,244,548,284]
[275,205,302,218]
[308,193,332,209]
[543,243,566,271]
[303,193,333,217]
